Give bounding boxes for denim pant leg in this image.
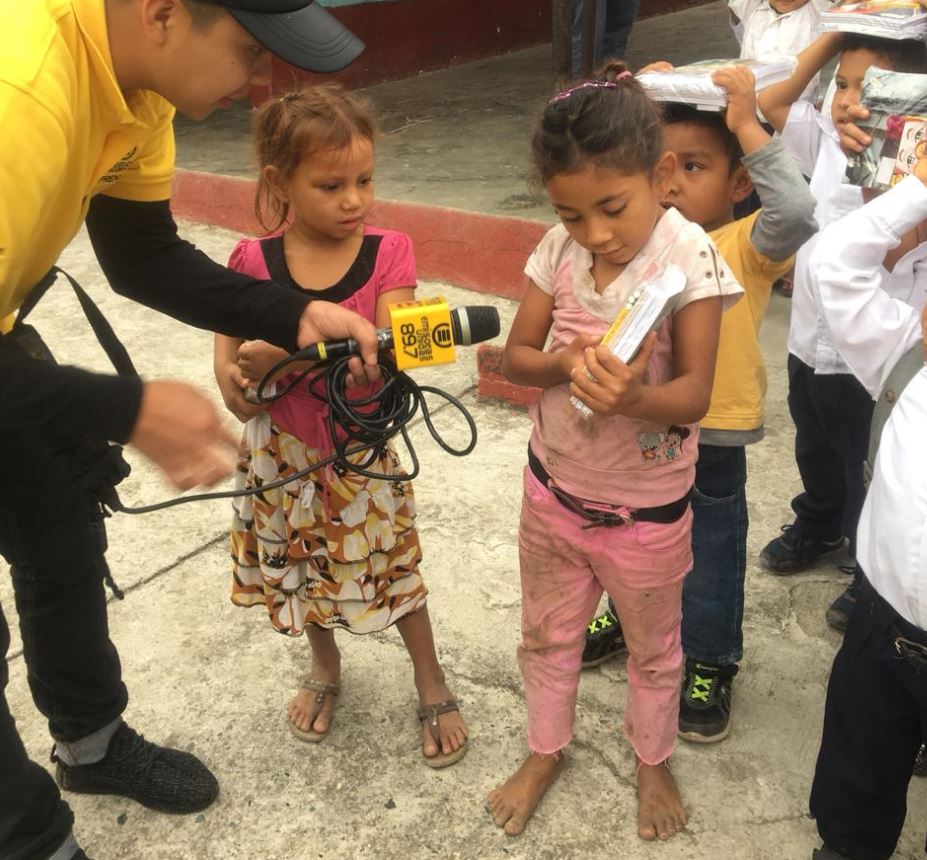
[681,444,748,666]
[0,514,74,860]
[602,0,640,59]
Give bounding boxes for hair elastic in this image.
[548,71,632,104]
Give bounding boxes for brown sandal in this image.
[288,677,340,743]
[417,699,468,768]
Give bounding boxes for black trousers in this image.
[0,429,127,860]
[787,355,875,557]
[810,576,927,859]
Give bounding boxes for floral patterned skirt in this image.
[230,414,426,635]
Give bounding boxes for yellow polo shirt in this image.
[704,211,794,432]
[0,0,176,333]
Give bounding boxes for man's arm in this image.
[86,195,310,352]
[810,174,925,397]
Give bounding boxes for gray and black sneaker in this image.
[678,659,738,743]
[760,523,845,575]
[914,744,927,777]
[813,846,852,859]
[581,608,626,668]
[825,565,863,633]
[54,723,219,814]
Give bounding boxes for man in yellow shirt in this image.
[0,3,381,859]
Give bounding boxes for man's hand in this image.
[214,360,265,423]
[130,380,239,489]
[570,332,656,416]
[297,301,380,384]
[839,103,873,155]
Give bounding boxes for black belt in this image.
[860,576,927,672]
[527,446,690,528]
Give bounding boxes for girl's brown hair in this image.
[530,61,664,189]
[252,84,376,233]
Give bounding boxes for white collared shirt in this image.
[781,101,863,373]
[729,0,828,102]
[811,175,927,628]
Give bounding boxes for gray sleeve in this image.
[742,137,818,262]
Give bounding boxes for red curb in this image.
[476,345,541,409]
[171,169,546,300]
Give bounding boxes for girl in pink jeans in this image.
[488,61,742,841]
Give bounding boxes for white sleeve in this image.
[524,225,569,295]
[811,174,925,397]
[780,101,823,178]
[728,0,756,20]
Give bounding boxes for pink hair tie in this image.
[548,71,633,104]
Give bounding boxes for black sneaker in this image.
[825,565,863,633]
[813,847,851,859]
[678,659,738,743]
[581,608,626,668]
[72,852,93,860]
[760,523,845,575]
[914,744,927,777]
[54,723,219,814]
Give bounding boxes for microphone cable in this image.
[111,350,478,515]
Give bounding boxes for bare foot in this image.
[487,752,564,836]
[287,658,340,735]
[417,674,468,760]
[637,760,688,841]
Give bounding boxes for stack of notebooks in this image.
[820,0,927,40]
[636,58,796,111]
[845,67,927,191]
[571,266,686,417]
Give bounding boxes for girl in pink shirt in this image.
[488,63,741,841]
[213,86,467,768]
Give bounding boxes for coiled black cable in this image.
[112,351,478,514]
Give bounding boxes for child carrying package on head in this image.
[755,33,927,627]
[730,0,830,103]
[213,86,468,769]
[583,63,818,744]
[488,64,742,842]
[805,155,927,860]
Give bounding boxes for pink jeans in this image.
[518,466,693,765]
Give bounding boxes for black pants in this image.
[810,576,927,859]
[0,429,127,860]
[787,355,874,557]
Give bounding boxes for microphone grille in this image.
[452,306,501,346]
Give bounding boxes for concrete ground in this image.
[5,2,926,858]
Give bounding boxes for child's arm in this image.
[571,296,723,424]
[810,172,927,397]
[714,66,818,261]
[214,333,265,423]
[757,32,843,133]
[502,282,600,388]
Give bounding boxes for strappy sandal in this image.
[417,699,468,769]
[288,677,340,743]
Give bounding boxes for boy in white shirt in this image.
[806,164,927,860]
[730,0,829,103]
[756,33,927,629]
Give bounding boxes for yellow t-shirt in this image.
[704,211,794,433]
[0,0,176,333]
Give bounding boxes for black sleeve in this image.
[0,337,143,441]
[85,195,310,352]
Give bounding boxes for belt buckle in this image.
[548,483,631,528]
[894,636,927,671]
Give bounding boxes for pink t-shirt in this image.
[228,226,416,450]
[525,207,743,509]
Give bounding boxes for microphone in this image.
[296,302,501,370]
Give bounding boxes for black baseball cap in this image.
[206,1,365,73]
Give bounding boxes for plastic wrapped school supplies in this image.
[820,0,927,39]
[571,265,687,417]
[844,67,927,191]
[636,58,796,111]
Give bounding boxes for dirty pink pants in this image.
[517,466,693,765]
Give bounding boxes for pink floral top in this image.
[525,207,743,508]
